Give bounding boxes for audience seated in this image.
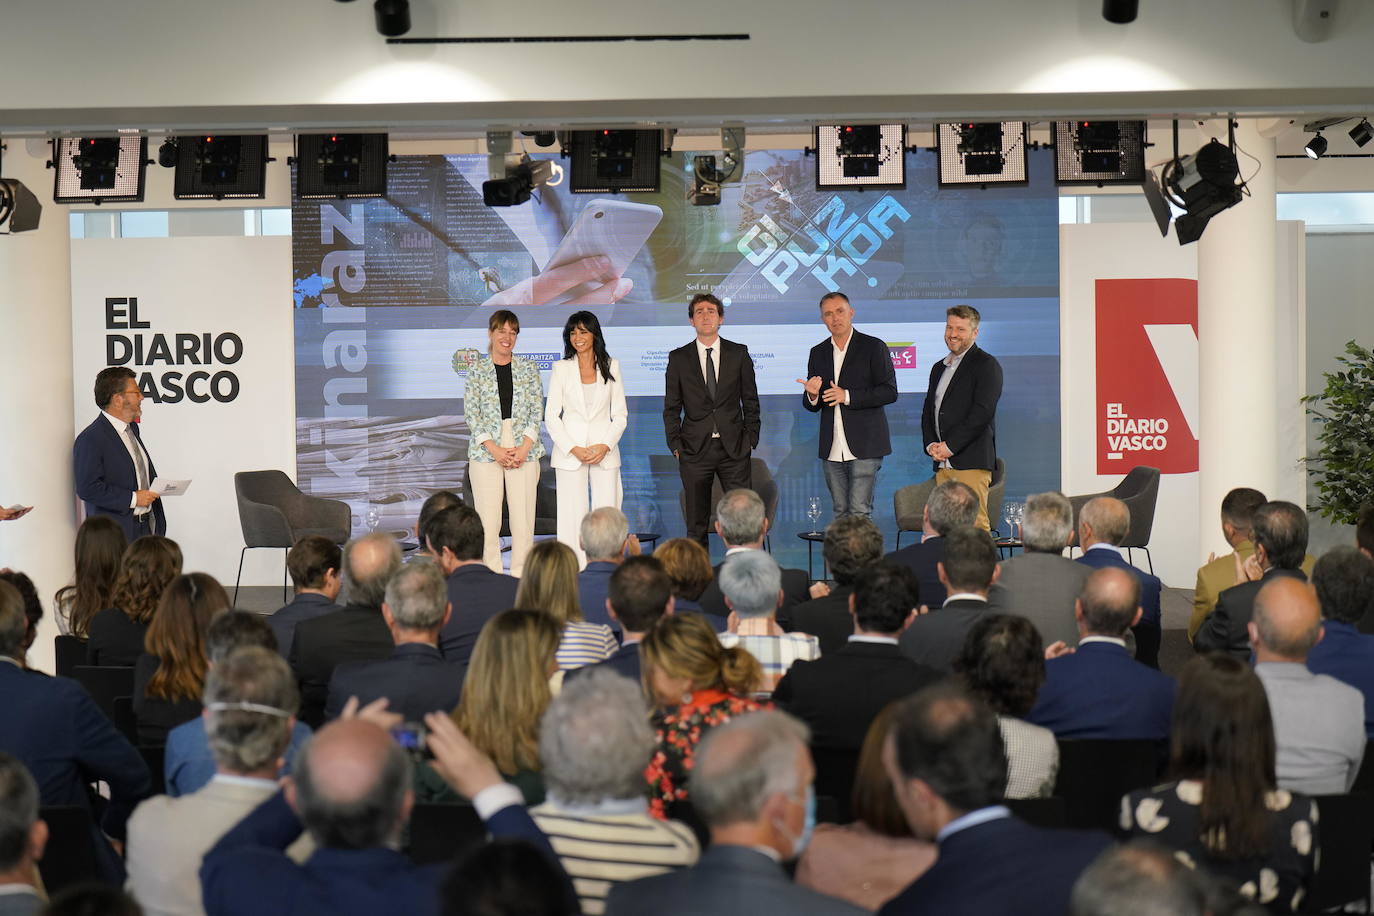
[787,516,885,652]
[0,572,43,669]
[1191,488,1267,641]
[640,612,766,820]
[165,612,312,797]
[878,683,1110,916]
[1076,497,1162,669]
[577,506,637,632]
[1122,654,1317,913]
[133,572,229,745]
[717,551,819,695]
[898,526,996,673]
[424,506,518,667]
[955,614,1058,799]
[532,669,699,915]
[127,647,312,916]
[885,480,980,610]
[517,540,616,671]
[410,490,462,563]
[1070,841,1211,916]
[1028,567,1174,741]
[776,562,939,773]
[795,705,936,910]
[1195,501,1309,659]
[607,710,866,916]
[654,538,719,627]
[0,752,46,916]
[1249,576,1364,794]
[986,491,1086,649]
[325,561,464,721]
[698,489,810,622]
[87,536,181,667]
[569,556,673,683]
[439,839,575,916]
[1303,546,1374,736]
[0,580,150,883]
[53,515,127,640]
[290,532,401,728]
[268,536,342,663]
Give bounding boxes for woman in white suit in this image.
[545,311,628,567]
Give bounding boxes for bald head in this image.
[341,533,403,608]
[292,718,412,849]
[1251,577,1323,661]
[1077,566,1141,637]
[1080,497,1130,547]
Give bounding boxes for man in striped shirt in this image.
[532,669,699,915]
[718,551,822,696]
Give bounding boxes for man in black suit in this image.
[921,304,1003,531]
[899,526,997,672]
[424,504,519,666]
[786,515,885,653]
[270,535,343,663]
[1194,500,1311,659]
[73,366,166,541]
[325,561,464,721]
[571,556,674,683]
[798,291,898,520]
[885,480,980,610]
[699,489,811,620]
[663,293,761,547]
[290,532,401,728]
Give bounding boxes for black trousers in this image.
[679,439,752,547]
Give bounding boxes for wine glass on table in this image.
[806,497,822,536]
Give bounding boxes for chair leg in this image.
[895,531,904,551]
[1142,546,1154,575]
[234,546,248,605]
[283,549,290,603]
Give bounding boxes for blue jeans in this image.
[822,457,883,519]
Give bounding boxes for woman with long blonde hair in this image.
[515,539,616,670]
[135,572,230,744]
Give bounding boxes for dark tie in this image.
[705,347,717,401]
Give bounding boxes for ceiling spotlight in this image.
[295,133,390,199]
[483,153,563,207]
[157,138,179,169]
[568,129,663,193]
[1349,119,1374,148]
[174,135,269,200]
[1151,139,1243,245]
[521,131,558,148]
[374,0,410,36]
[53,137,148,204]
[0,178,42,232]
[813,124,906,190]
[1305,132,1328,159]
[1103,0,1139,22]
[1054,120,1147,185]
[937,122,1028,186]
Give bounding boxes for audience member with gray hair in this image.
[886,480,980,609]
[291,532,405,726]
[718,551,820,696]
[532,668,699,915]
[0,752,45,916]
[1077,495,1164,669]
[577,506,638,632]
[789,515,886,654]
[127,647,312,916]
[607,710,865,916]
[1306,546,1374,737]
[1069,841,1210,916]
[987,491,1089,648]
[325,561,464,722]
[700,489,814,623]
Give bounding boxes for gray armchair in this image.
[233,470,351,602]
[1068,466,1161,572]
[894,458,1006,549]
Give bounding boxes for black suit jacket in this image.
[86,607,149,667]
[324,643,465,721]
[699,551,810,621]
[269,592,342,663]
[1194,567,1309,659]
[290,603,393,728]
[885,537,946,609]
[439,564,520,666]
[132,652,201,745]
[775,641,941,750]
[662,337,760,460]
[568,641,642,684]
[73,413,167,541]
[920,344,1002,472]
[803,329,898,459]
[783,585,856,655]
[898,598,992,672]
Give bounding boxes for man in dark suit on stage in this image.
[798,292,898,520]
[921,305,1002,531]
[663,293,761,548]
[699,489,810,621]
[424,505,519,666]
[885,480,980,610]
[73,366,165,541]
[1076,496,1163,669]
[898,526,997,673]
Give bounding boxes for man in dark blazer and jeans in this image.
[663,293,761,548]
[799,292,898,520]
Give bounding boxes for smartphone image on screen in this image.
[541,198,664,304]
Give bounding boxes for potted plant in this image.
[1303,339,1374,525]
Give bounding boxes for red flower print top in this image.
[644,687,769,820]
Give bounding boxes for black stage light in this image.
[1305,132,1328,159]
[1163,139,1243,245]
[0,178,42,232]
[483,156,561,207]
[1054,120,1147,185]
[568,129,661,193]
[522,131,557,148]
[690,155,722,206]
[1350,119,1374,148]
[814,124,906,189]
[374,0,410,36]
[937,122,1028,186]
[157,138,179,169]
[53,137,147,204]
[295,133,389,199]
[173,135,268,200]
[1103,0,1139,22]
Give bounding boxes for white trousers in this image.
[470,419,540,577]
[555,464,623,568]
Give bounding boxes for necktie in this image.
[126,427,149,491]
[705,347,717,401]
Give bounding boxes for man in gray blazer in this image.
[605,711,865,916]
[987,491,1088,650]
[0,753,44,916]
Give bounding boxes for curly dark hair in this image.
[110,536,182,625]
[953,614,1046,718]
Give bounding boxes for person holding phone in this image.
[545,311,628,567]
[465,310,545,577]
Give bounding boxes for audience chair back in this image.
[461,456,559,538]
[893,478,936,550]
[1005,796,1068,830]
[1067,466,1161,571]
[1352,741,1374,795]
[111,696,138,745]
[1305,794,1374,913]
[234,469,351,602]
[811,745,861,824]
[139,745,166,795]
[36,806,103,895]
[71,665,135,721]
[987,458,1007,536]
[406,803,490,866]
[1054,738,1161,832]
[54,634,88,678]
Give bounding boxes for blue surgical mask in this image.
[778,784,816,860]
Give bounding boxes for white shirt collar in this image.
[0,886,40,898]
[937,805,1010,843]
[1078,635,1127,648]
[830,329,854,352]
[695,338,721,355]
[848,635,899,646]
[212,773,280,790]
[943,593,989,605]
[1085,543,1124,558]
[0,656,21,669]
[102,409,130,433]
[944,347,971,368]
[545,796,649,817]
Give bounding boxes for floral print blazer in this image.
[464,354,546,463]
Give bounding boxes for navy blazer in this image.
[1077,547,1162,628]
[439,563,520,666]
[898,598,991,673]
[568,641,642,683]
[1306,620,1374,738]
[878,814,1111,916]
[920,344,1002,473]
[289,604,393,728]
[73,413,166,541]
[324,642,465,722]
[662,337,761,460]
[270,592,342,663]
[783,586,855,655]
[1028,641,1175,740]
[802,329,898,460]
[578,561,619,631]
[885,537,946,609]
